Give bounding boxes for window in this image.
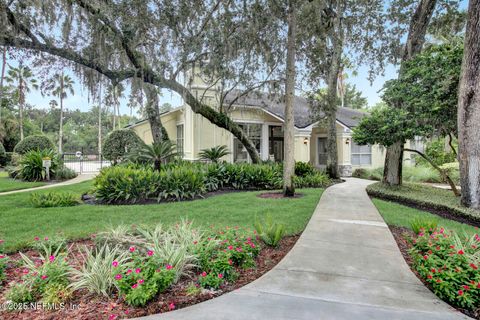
[351,142,371,165]
[233,123,262,162]
[176,124,184,157]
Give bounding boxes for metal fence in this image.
[62,152,111,174]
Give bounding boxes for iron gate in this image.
[62,152,111,174]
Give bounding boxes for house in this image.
[127,68,416,176]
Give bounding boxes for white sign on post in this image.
[42,157,52,181]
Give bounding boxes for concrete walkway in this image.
[142,178,469,320]
[0,174,95,196]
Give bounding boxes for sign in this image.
[75,151,82,158]
[42,157,52,181]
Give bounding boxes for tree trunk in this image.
[383,0,437,186]
[283,1,296,197]
[19,82,24,141]
[0,47,6,125]
[325,2,344,180]
[404,148,460,196]
[144,84,166,144]
[458,0,480,208]
[98,86,102,156]
[58,75,64,154]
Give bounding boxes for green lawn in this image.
[373,198,479,236]
[0,179,323,252]
[0,171,46,192]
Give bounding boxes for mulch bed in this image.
[0,235,299,320]
[388,225,479,319]
[257,192,304,199]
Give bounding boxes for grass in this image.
[0,171,46,193]
[353,166,446,183]
[373,198,479,236]
[0,180,323,252]
[367,182,480,223]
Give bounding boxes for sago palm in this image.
[130,140,177,171]
[199,145,230,163]
[5,64,38,141]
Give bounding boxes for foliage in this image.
[439,162,460,185]
[115,253,176,307]
[14,135,55,155]
[42,283,73,304]
[0,142,6,167]
[199,145,230,163]
[18,149,59,181]
[367,182,480,224]
[0,252,7,286]
[254,214,286,247]
[54,167,78,180]
[103,129,142,164]
[129,140,178,171]
[294,161,316,177]
[353,42,463,147]
[417,138,457,167]
[293,172,331,188]
[410,217,438,235]
[30,192,79,208]
[70,244,128,297]
[5,283,35,304]
[409,229,480,311]
[31,235,67,254]
[353,166,444,183]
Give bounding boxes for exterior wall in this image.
[130,110,182,146]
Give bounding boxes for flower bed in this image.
[390,225,480,319]
[0,222,299,319]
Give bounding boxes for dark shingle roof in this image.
[224,90,367,128]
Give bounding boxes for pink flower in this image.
[169,302,175,311]
[49,255,55,262]
[115,274,122,280]
[131,284,138,289]
[112,261,119,267]
[236,247,243,252]
[129,246,136,252]
[0,239,4,244]
[138,279,144,284]
[458,290,464,296]
[126,269,132,274]
[0,255,5,259]
[166,265,172,270]
[135,268,141,274]
[423,255,428,260]
[193,241,198,245]
[23,268,29,274]
[109,314,118,320]
[34,236,40,241]
[218,273,223,279]
[44,237,49,241]
[228,259,233,265]
[201,271,207,277]
[227,245,233,250]
[147,250,154,256]
[463,285,470,290]
[470,263,478,270]
[41,275,48,280]
[458,249,464,255]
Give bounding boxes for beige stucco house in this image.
[127,69,416,176]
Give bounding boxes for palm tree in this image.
[44,72,74,154]
[129,140,177,171]
[5,64,38,141]
[106,82,125,130]
[199,145,230,163]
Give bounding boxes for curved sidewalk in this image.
[0,174,95,196]
[142,178,469,320]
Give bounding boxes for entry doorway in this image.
[317,137,328,166]
[269,125,284,162]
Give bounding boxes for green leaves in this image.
[254,213,286,247]
[30,192,79,208]
[199,145,230,163]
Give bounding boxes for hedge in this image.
[102,129,143,164]
[13,135,55,155]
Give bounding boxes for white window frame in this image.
[351,142,372,166]
[176,124,184,157]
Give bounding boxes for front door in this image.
[269,126,284,162]
[317,137,327,166]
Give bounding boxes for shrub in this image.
[416,138,457,167]
[54,167,77,180]
[5,152,13,166]
[0,142,6,167]
[31,235,67,254]
[70,244,128,297]
[294,161,316,177]
[5,165,19,179]
[30,192,79,208]
[103,129,142,164]
[18,149,58,181]
[42,283,73,304]
[115,253,176,307]
[5,283,35,304]
[254,214,286,247]
[128,140,178,171]
[198,271,225,290]
[352,167,383,181]
[410,217,438,235]
[403,166,441,183]
[199,145,230,163]
[14,135,54,155]
[0,253,7,286]
[409,228,480,311]
[294,172,330,188]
